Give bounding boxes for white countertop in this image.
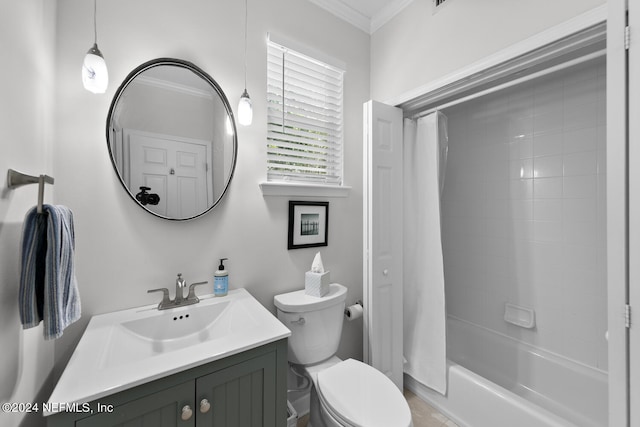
[45,288,290,415]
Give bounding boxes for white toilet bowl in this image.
[274,284,413,427]
[306,357,413,427]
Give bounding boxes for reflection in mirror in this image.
[106,58,237,220]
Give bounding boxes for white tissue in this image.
[311,252,324,273]
[306,252,330,297]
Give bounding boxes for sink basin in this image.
[121,300,230,342]
[45,288,290,415]
[99,299,236,368]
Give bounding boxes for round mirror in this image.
[106,58,237,220]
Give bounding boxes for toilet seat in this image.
[316,359,412,427]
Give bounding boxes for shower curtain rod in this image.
[410,49,605,120]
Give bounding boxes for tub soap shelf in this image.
[504,303,535,329]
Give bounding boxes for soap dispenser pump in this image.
[214,258,229,297]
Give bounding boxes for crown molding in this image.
[308,0,370,33]
[309,0,413,34]
[370,0,414,33]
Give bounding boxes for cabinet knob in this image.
[181,405,193,421]
[200,398,211,413]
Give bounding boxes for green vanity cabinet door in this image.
[195,351,277,427]
[75,381,194,427]
[47,340,288,427]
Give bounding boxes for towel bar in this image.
[7,169,55,213]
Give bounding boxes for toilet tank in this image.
[274,283,347,365]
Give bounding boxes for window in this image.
[267,39,344,185]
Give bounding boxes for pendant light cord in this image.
[243,0,248,89]
[93,0,98,45]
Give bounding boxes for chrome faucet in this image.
[175,273,186,304]
[148,274,208,310]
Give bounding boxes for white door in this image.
[126,130,211,218]
[363,100,404,390]
[128,133,170,216]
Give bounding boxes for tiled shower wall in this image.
[441,57,607,370]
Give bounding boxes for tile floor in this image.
[295,389,458,427]
[403,389,459,427]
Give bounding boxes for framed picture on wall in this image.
[288,201,329,249]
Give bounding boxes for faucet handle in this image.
[186,281,208,302]
[148,288,171,309]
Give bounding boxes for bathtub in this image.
[405,316,608,427]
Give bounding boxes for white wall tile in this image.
[563,127,599,153]
[563,243,598,272]
[534,109,564,135]
[564,220,598,246]
[441,57,607,369]
[533,220,564,243]
[564,175,598,199]
[564,102,599,131]
[533,131,563,157]
[563,150,598,176]
[534,177,564,199]
[510,178,534,200]
[534,155,564,178]
[534,199,563,222]
[509,115,534,140]
[563,197,597,222]
[563,266,600,297]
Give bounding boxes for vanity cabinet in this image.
[76,381,193,427]
[47,340,287,427]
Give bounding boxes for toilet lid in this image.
[316,359,412,427]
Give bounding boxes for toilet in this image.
[274,283,413,427]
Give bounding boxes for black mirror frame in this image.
[106,58,238,221]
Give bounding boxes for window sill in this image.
[259,182,351,198]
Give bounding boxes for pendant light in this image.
[82,0,108,94]
[237,0,253,126]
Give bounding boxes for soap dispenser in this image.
[214,258,229,297]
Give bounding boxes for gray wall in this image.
[0,1,56,426]
[52,0,369,372]
[370,0,606,102]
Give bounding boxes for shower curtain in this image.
[403,112,448,395]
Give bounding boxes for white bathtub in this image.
[405,316,608,427]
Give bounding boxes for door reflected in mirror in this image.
[107,58,237,220]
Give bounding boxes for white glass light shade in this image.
[238,89,253,126]
[82,44,108,94]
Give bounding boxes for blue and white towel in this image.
[19,205,81,340]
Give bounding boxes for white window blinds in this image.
[267,40,344,185]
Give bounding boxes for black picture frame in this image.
[288,201,329,249]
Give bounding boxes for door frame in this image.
[626,0,640,425]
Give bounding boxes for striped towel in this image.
[19,205,81,340]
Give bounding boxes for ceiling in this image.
[308,0,414,34]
